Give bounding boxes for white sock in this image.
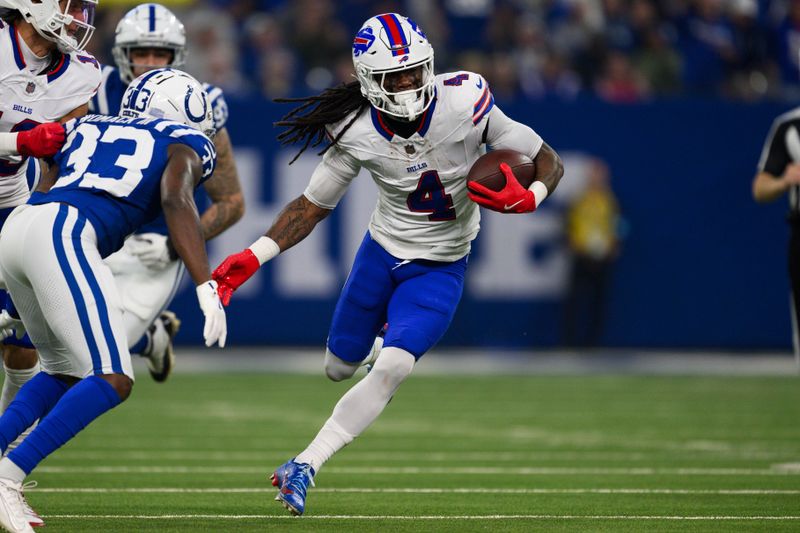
[295,347,415,473]
[0,457,26,484]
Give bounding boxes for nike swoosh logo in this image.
[504,199,524,211]
[476,79,483,89]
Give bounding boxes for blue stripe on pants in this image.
[69,214,123,374]
[51,205,103,373]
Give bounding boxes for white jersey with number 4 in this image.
[304,70,544,262]
[0,21,100,208]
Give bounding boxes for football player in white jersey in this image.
[0,0,99,526]
[213,13,564,515]
[0,69,225,532]
[89,4,243,382]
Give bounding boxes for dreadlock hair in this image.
[274,81,369,164]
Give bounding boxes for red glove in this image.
[16,123,66,158]
[211,249,261,306]
[467,162,537,213]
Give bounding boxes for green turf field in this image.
[24,371,800,531]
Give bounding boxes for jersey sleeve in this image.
[303,144,361,209]
[483,105,544,161]
[164,124,217,182]
[58,52,102,116]
[438,71,496,127]
[758,118,793,176]
[203,83,230,132]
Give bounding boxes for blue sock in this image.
[130,332,149,356]
[0,373,69,453]
[8,376,121,474]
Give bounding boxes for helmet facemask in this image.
[113,45,186,84]
[21,0,96,52]
[357,56,435,121]
[112,4,188,84]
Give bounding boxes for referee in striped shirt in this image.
[754,109,800,369]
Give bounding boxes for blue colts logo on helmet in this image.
[353,26,375,57]
[184,86,207,123]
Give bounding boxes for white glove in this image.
[126,233,174,270]
[0,309,25,341]
[196,280,226,348]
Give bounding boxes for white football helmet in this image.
[352,13,435,121]
[0,0,96,52]
[121,68,215,138]
[112,3,187,84]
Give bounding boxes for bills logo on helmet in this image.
[353,26,375,56]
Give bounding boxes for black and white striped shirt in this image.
[759,107,800,218]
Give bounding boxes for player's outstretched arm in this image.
[213,194,332,305]
[162,144,226,347]
[198,127,245,240]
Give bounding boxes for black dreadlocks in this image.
[274,81,369,165]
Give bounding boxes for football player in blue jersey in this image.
[89,3,243,383]
[213,13,564,516]
[0,69,226,532]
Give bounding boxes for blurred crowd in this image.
[86,0,800,103]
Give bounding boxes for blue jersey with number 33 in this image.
[28,114,216,258]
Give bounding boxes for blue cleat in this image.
[270,459,315,516]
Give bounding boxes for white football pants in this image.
[0,204,133,379]
[104,239,184,346]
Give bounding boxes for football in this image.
[467,149,536,192]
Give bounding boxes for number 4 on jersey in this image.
[406,170,456,221]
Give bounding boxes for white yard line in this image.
[33,465,800,475]
[42,514,800,521]
[27,487,800,495]
[50,449,800,461]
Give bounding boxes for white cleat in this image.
[20,483,42,528]
[0,478,34,532]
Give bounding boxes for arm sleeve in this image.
[483,105,544,161]
[303,144,361,209]
[758,118,790,176]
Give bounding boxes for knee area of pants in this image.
[324,349,358,382]
[383,327,430,360]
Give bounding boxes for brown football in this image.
[467,149,536,192]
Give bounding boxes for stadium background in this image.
[86,0,797,350]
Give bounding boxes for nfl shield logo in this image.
[405,145,415,155]
[25,82,35,94]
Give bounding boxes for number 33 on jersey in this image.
[29,114,216,258]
